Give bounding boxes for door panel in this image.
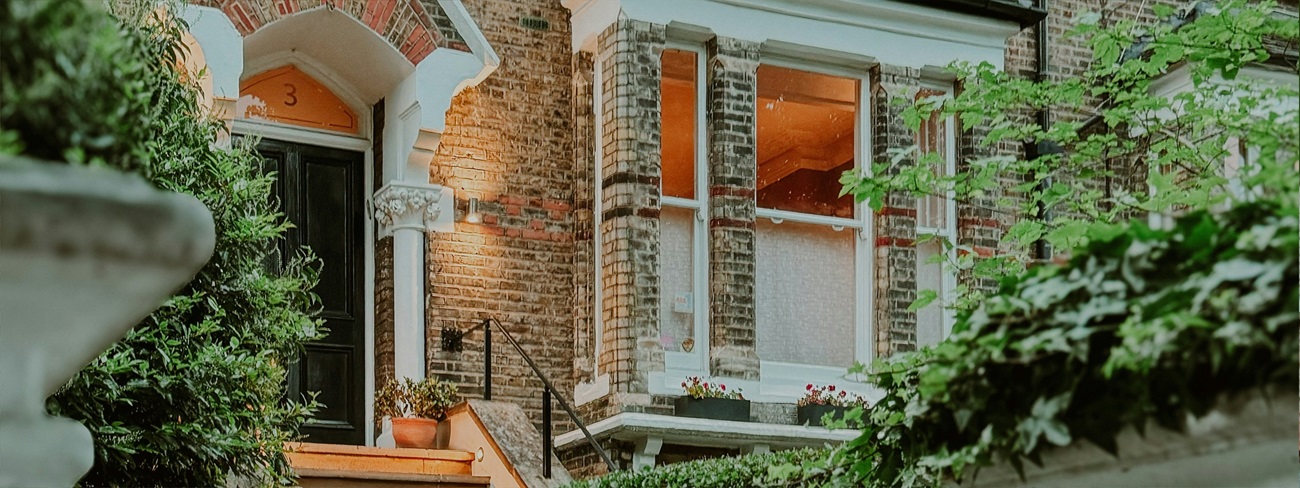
[258,139,365,445]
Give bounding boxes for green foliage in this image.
[4,0,324,485]
[841,0,1299,309]
[780,202,1298,487]
[375,377,460,423]
[565,448,829,488]
[0,0,157,173]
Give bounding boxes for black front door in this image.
[259,139,365,445]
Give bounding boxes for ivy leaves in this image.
[814,202,1298,488]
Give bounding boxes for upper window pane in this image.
[661,49,697,200]
[916,88,950,230]
[756,65,858,218]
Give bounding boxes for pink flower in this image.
[828,385,836,392]
[839,391,847,397]
[806,383,814,391]
[681,381,687,387]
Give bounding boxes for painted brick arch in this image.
[192,0,444,64]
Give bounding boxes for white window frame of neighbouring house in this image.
[914,79,959,346]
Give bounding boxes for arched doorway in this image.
[181,0,499,447]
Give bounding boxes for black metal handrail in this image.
[481,317,618,476]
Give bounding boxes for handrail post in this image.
[483,319,492,401]
[484,317,618,472]
[542,386,553,479]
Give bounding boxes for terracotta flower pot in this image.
[391,417,440,449]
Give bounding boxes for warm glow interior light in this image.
[465,197,481,223]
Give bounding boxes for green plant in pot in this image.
[674,376,749,422]
[376,377,459,449]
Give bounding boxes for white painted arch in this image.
[179,1,499,447]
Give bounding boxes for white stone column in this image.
[372,182,454,382]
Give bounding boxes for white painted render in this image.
[563,0,1020,70]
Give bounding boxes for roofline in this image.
[893,0,1048,29]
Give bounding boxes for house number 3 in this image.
[283,83,298,106]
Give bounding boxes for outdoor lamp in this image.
[465,197,482,223]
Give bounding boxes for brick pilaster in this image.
[597,20,666,394]
[872,64,922,356]
[956,122,1007,296]
[705,36,761,380]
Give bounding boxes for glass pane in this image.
[661,49,697,199]
[305,162,349,314]
[658,206,695,352]
[756,65,857,218]
[916,240,945,347]
[755,219,855,366]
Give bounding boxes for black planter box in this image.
[797,404,850,427]
[674,397,751,422]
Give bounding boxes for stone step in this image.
[288,443,489,488]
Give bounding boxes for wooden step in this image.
[288,443,489,488]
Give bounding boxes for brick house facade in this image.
[177,0,1295,479]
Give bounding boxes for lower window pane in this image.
[916,240,946,347]
[755,219,855,367]
[659,206,695,353]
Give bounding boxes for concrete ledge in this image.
[554,412,860,451]
[960,390,1298,488]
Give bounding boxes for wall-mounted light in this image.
[465,197,482,223]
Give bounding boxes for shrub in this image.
[566,448,827,488]
[0,0,155,173]
[4,0,323,485]
[796,201,1299,487]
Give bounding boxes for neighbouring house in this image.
[173,0,1293,486]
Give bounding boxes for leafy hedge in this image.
[4,1,323,485]
[784,202,1298,487]
[565,448,827,488]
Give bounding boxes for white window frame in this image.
[660,41,712,374]
[577,52,613,405]
[747,57,874,400]
[914,81,959,341]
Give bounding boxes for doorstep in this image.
[287,442,489,487]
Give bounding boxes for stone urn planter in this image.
[674,397,751,422]
[797,404,855,427]
[0,157,215,487]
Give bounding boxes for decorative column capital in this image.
[372,182,454,237]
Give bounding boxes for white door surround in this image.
[180,1,499,446]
